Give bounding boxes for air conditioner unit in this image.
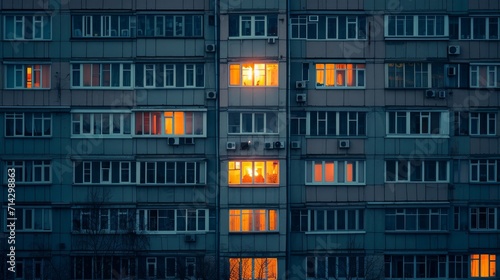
[240,141,250,150]
[206,91,217,99]
[296,81,306,89]
[226,141,236,150]
[168,137,180,145]
[184,137,195,145]
[184,235,196,243]
[267,37,277,44]
[274,141,285,149]
[338,139,350,149]
[265,142,274,150]
[448,45,460,55]
[425,89,436,98]
[309,15,319,22]
[205,44,216,53]
[438,90,447,99]
[296,93,307,103]
[290,141,301,149]
[447,66,457,76]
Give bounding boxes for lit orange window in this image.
[316,63,365,88]
[229,209,278,232]
[229,210,241,231]
[230,63,279,86]
[229,258,278,280]
[314,163,323,182]
[229,161,279,185]
[346,162,354,182]
[325,162,335,182]
[164,112,173,134]
[268,210,277,231]
[26,66,32,88]
[471,254,496,277]
[230,64,241,86]
[174,112,184,135]
[241,210,252,231]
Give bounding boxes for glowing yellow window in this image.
[229,210,241,232]
[268,210,277,231]
[314,163,323,182]
[242,64,253,86]
[228,161,241,184]
[325,162,335,182]
[26,66,33,88]
[174,112,184,135]
[229,64,241,86]
[164,112,173,134]
[241,210,252,232]
[471,254,496,277]
[266,63,278,86]
[325,63,335,86]
[265,161,279,184]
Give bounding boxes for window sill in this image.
[4,88,51,90]
[228,133,280,135]
[5,136,52,138]
[385,230,449,234]
[229,184,280,187]
[384,36,449,40]
[305,183,366,186]
[305,135,367,139]
[385,135,450,138]
[70,87,134,90]
[3,39,52,42]
[229,231,279,234]
[229,36,278,39]
[469,230,500,233]
[314,86,366,89]
[71,135,133,139]
[228,86,280,88]
[384,181,449,184]
[291,38,367,41]
[305,231,366,235]
[5,230,52,233]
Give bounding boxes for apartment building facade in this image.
[0,0,499,279]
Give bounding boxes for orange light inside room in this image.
[314,163,323,182]
[26,66,32,88]
[174,112,184,135]
[471,254,496,277]
[229,64,241,86]
[346,162,354,182]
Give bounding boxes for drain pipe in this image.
[214,0,220,278]
[285,0,291,277]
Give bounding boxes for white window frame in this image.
[315,63,366,88]
[307,209,364,232]
[305,160,365,185]
[386,111,450,136]
[228,112,279,134]
[385,15,449,38]
[385,62,431,88]
[146,257,157,279]
[133,110,207,137]
[307,256,365,279]
[290,15,307,39]
[229,258,278,280]
[70,62,133,89]
[4,63,51,89]
[137,209,209,233]
[228,63,279,87]
[5,160,51,184]
[469,207,498,231]
[470,159,499,182]
[459,17,500,40]
[73,161,135,184]
[4,15,52,40]
[385,160,449,183]
[5,112,52,137]
[185,257,197,278]
[228,160,280,185]
[470,112,497,135]
[308,111,366,136]
[73,15,134,38]
[72,208,134,233]
[385,208,449,231]
[71,111,132,137]
[229,209,279,233]
[239,15,267,38]
[4,207,52,232]
[139,161,207,185]
[470,64,500,88]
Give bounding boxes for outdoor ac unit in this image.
[274,141,285,149]
[447,66,457,76]
[226,141,236,150]
[296,93,307,103]
[438,90,447,99]
[206,91,217,99]
[168,137,180,146]
[205,44,216,53]
[267,37,277,44]
[185,235,196,242]
[425,89,436,98]
[184,137,195,145]
[448,45,460,55]
[338,139,350,149]
[291,141,301,149]
[296,81,306,89]
[265,142,274,150]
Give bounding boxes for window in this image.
[315,64,365,88]
[385,160,449,182]
[147,258,157,279]
[229,209,278,232]
[455,112,496,136]
[309,111,366,136]
[71,112,132,136]
[166,257,177,278]
[449,255,469,279]
[5,208,51,231]
[290,15,366,40]
[386,63,431,88]
[4,64,51,89]
[72,15,134,37]
[229,63,278,86]
[296,209,364,232]
[228,161,279,185]
[387,111,449,136]
[471,254,496,277]
[470,65,500,88]
[4,15,51,40]
[5,112,51,137]
[307,256,365,279]
[384,255,448,279]
[229,15,277,38]
[135,63,204,88]
[185,257,197,278]
[385,15,448,37]
[137,15,203,37]
[74,161,135,184]
[385,208,448,231]
[470,207,498,230]
[291,112,307,135]
[71,63,132,88]
[6,160,51,183]
[470,160,500,182]
[73,256,136,280]
[228,112,278,134]
[229,258,277,280]
[137,209,210,233]
[306,160,365,185]
[72,208,134,232]
[459,17,500,40]
[139,161,206,185]
[14,258,48,280]
[134,111,206,137]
